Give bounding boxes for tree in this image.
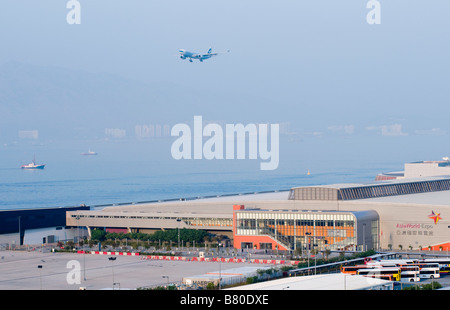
[403,281,442,290]
[91,229,107,241]
[323,249,331,261]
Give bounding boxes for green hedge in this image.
[90,228,208,244]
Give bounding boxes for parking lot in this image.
[0,250,270,290]
[1,250,449,290]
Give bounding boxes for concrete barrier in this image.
[77,251,303,265]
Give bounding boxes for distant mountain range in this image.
[0,61,251,140]
[2,60,446,144]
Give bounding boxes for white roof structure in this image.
[362,189,450,206]
[294,175,450,190]
[289,176,450,201]
[182,266,271,287]
[225,273,394,290]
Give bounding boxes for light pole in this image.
[37,265,43,290]
[313,243,318,275]
[218,242,223,290]
[83,249,86,281]
[108,257,116,289]
[18,216,21,247]
[162,275,169,285]
[363,223,366,252]
[305,232,311,274]
[80,217,86,281]
[177,218,181,250]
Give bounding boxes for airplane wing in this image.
[199,50,230,57]
[211,50,230,54]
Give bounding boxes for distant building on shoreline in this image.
[376,158,450,181]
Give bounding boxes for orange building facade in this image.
[232,205,379,253]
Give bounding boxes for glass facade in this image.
[69,213,233,228]
[184,217,233,227]
[235,210,360,251]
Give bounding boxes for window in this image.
[238,219,256,230]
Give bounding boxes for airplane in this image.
[178,48,229,62]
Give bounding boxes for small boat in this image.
[21,157,45,169]
[81,149,98,155]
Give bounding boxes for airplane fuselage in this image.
[179,49,217,62]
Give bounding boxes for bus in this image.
[399,265,420,272]
[400,263,440,279]
[357,268,401,281]
[366,262,397,268]
[399,266,420,283]
[422,259,450,275]
[419,266,440,279]
[341,265,376,275]
[377,259,419,265]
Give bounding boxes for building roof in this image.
[289,176,450,201]
[89,183,450,218]
[291,175,450,190]
[359,189,450,206]
[183,266,270,285]
[225,273,393,290]
[97,190,290,214]
[235,208,379,221]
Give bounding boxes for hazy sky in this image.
[1,2,448,115]
[1,1,449,173]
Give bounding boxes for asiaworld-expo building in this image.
[66,175,450,253]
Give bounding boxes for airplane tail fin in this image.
[207,48,212,54]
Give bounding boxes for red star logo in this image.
[428,211,442,224]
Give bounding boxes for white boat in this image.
[21,157,45,169]
[81,149,98,155]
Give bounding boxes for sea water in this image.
[0,137,403,211]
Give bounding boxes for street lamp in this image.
[218,242,223,290]
[176,218,181,250]
[305,232,311,273]
[18,216,21,247]
[313,243,318,275]
[37,265,43,290]
[82,248,86,281]
[162,275,169,285]
[108,257,116,289]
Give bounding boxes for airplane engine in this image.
[180,56,186,59]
